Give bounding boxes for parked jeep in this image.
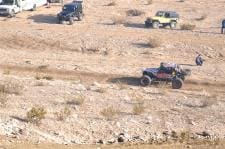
[57,0,83,25]
[145,11,179,29]
[140,62,191,89]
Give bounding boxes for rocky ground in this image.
[0,0,225,146]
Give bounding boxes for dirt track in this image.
[0,0,225,146]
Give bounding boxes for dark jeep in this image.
[140,62,191,89]
[57,0,83,25]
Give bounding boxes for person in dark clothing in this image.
[195,54,204,66]
[222,20,225,34]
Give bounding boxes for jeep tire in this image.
[152,21,159,29]
[170,21,177,29]
[69,17,74,25]
[172,77,183,89]
[31,4,37,11]
[140,75,152,86]
[8,9,15,18]
[77,13,82,21]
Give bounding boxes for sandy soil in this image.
[0,0,225,146]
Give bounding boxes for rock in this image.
[107,138,116,144]
[97,139,104,144]
[74,84,86,91]
[118,136,124,143]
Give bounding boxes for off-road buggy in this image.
[140,62,191,89]
[145,11,179,29]
[57,0,83,25]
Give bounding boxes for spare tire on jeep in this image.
[172,77,183,89]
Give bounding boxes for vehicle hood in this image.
[144,68,158,73]
[0,5,13,9]
[151,16,163,20]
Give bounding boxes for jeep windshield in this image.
[155,11,164,17]
[0,0,14,5]
[63,5,75,12]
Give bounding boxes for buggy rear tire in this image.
[172,77,183,89]
[140,75,152,86]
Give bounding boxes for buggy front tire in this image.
[152,21,159,29]
[170,21,177,29]
[172,77,183,89]
[140,75,152,86]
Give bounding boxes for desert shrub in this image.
[100,106,119,120]
[148,37,161,48]
[117,80,127,90]
[3,70,10,75]
[0,93,8,107]
[146,0,153,5]
[38,65,48,71]
[179,0,185,2]
[107,0,116,6]
[67,95,85,106]
[42,75,53,80]
[0,80,23,95]
[133,103,145,115]
[111,15,126,25]
[195,14,207,21]
[55,107,71,121]
[180,23,196,30]
[95,87,106,93]
[27,106,47,124]
[126,9,145,16]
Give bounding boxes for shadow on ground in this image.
[28,14,58,24]
[124,23,146,29]
[108,77,140,86]
[132,42,150,48]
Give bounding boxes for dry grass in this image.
[0,93,8,107]
[126,9,145,17]
[133,103,145,115]
[111,15,126,25]
[180,23,196,30]
[55,107,71,121]
[95,87,106,93]
[67,95,85,106]
[117,80,127,90]
[26,106,47,124]
[0,80,23,95]
[107,0,116,6]
[148,37,161,48]
[146,0,153,5]
[42,75,53,80]
[100,106,119,120]
[3,70,10,75]
[195,14,207,21]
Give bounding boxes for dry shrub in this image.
[195,14,207,21]
[67,95,85,106]
[148,37,161,48]
[179,0,185,2]
[179,131,191,143]
[0,80,23,95]
[34,81,45,86]
[38,65,49,71]
[107,0,116,6]
[146,0,153,5]
[3,70,10,75]
[126,9,145,17]
[95,87,106,93]
[180,23,196,30]
[133,103,145,115]
[0,93,8,107]
[100,106,119,120]
[55,107,71,121]
[27,106,47,124]
[111,15,126,25]
[42,75,53,80]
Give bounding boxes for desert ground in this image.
[0,0,225,148]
